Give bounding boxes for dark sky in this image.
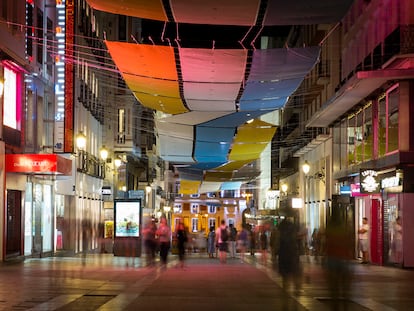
[141,20,291,49]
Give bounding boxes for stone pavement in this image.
[0,253,413,310]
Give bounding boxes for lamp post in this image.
[113,157,122,199]
[302,160,310,227]
[145,183,152,211]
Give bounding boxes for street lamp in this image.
[100,146,109,161]
[302,161,310,175]
[281,183,288,194]
[75,131,86,151]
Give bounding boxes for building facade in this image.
[278,0,414,267]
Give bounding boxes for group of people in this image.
[210,220,250,263]
[207,220,275,264]
[142,216,189,268]
[141,214,403,269]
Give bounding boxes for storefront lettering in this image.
[381,176,400,188]
[360,169,380,193]
[14,160,50,168]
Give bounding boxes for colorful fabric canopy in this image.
[105,42,319,192]
[91,0,351,193]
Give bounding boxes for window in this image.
[207,205,216,214]
[355,110,364,163]
[190,194,200,198]
[387,85,399,153]
[347,114,356,165]
[191,204,199,214]
[363,104,373,161]
[46,17,53,75]
[378,95,386,157]
[36,9,43,65]
[191,218,198,232]
[118,108,125,143]
[173,203,182,213]
[208,218,216,230]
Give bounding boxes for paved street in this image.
[0,253,413,311]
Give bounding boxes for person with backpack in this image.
[215,220,229,263]
[228,223,237,259]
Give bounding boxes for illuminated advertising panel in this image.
[114,200,141,237]
[3,66,19,129]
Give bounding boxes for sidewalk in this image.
[0,253,413,310]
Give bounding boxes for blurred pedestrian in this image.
[215,220,229,263]
[81,218,92,266]
[142,219,157,266]
[310,228,320,259]
[207,226,216,258]
[358,217,369,264]
[259,226,268,265]
[249,226,256,256]
[277,217,301,291]
[228,223,237,258]
[237,226,249,262]
[270,225,280,267]
[324,215,354,307]
[175,221,188,268]
[156,217,171,268]
[392,216,403,265]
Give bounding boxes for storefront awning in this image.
[5,154,72,175]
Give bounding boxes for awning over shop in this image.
[5,154,72,175]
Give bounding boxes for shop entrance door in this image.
[6,190,22,258]
[370,199,383,265]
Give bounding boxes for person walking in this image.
[142,219,157,266]
[237,226,249,262]
[259,226,268,265]
[228,223,237,258]
[207,226,216,258]
[393,216,403,265]
[175,221,188,268]
[156,216,171,268]
[215,220,229,263]
[358,217,370,264]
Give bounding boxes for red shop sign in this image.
[5,154,72,175]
